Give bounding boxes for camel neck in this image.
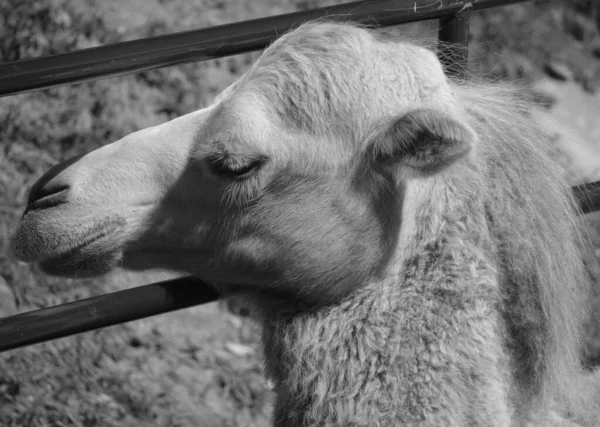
[260,206,508,426]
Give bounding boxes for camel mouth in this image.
[11,209,128,277]
[19,230,124,278]
[13,229,123,278]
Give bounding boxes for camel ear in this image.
[369,108,475,176]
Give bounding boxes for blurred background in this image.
[1,0,600,425]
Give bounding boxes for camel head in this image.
[11,23,474,308]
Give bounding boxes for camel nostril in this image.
[25,154,84,212]
[27,182,70,211]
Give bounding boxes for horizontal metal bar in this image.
[0,0,531,97]
[0,179,599,353]
[0,277,219,352]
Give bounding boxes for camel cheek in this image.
[247,174,401,307]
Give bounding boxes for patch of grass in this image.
[0,315,271,427]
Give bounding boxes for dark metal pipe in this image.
[0,277,219,352]
[0,0,531,97]
[573,180,600,215]
[438,2,471,78]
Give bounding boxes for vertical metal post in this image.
[438,4,472,79]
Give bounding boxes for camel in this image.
[11,21,600,426]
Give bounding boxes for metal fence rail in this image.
[2,0,598,353]
[0,0,527,97]
[0,277,219,352]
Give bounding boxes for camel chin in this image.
[38,247,123,277]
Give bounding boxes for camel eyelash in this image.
[206,154,267,178]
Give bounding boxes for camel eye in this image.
[207,155,265,178]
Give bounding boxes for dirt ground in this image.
[1,0,600,426]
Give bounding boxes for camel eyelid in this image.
[206,153,268,178]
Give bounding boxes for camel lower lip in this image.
[30,230,108,264]
[38,239,122,277]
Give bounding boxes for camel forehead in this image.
[194,93,279,158]
[194,23,451,164]
[241,22,450,136]
[199,86,352,167]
